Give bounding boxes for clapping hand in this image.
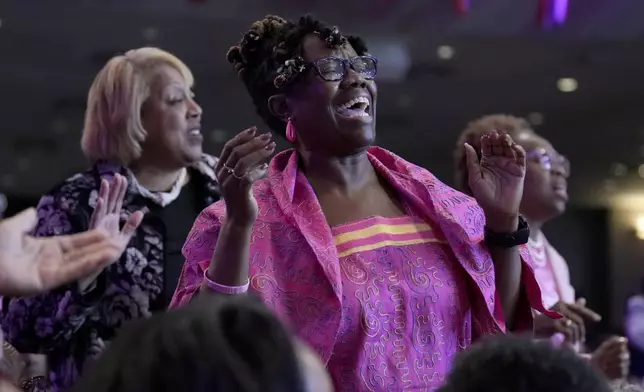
[216,127,275,227]
[0,200,142,297]
[464,130,526,232]
[78,173,144,292]
[535,299,602,344]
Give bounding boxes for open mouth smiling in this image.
[335,96,371,119]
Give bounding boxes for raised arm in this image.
[1,175,142,353]
[171,128,274,305]
[464,131,558,330]
[2,192,98,353]
[0,208,139,297]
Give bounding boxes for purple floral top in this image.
[0,155,219,391]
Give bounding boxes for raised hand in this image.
[79,173,144,292]
[89,173,130,233]
[215,127,276,227]
[464,130,526,232]
[0,206,142,297]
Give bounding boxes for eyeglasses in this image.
[527,148,570,176]
[307,56,378,82]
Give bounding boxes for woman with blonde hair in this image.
[1,47,220,391]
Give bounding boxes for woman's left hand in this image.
[464,130,526,232]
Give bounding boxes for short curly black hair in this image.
[70,295,306,392]
[226,14,368,137]
[438,335,611,392]
[453,114,535,195]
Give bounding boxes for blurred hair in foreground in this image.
[71,295,323,392]
[439,334,611,392]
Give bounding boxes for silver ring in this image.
[223,164,246,180]
[232,172,247,180]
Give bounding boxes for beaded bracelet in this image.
[202,271,249,295]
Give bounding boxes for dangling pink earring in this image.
[286,117,296,143]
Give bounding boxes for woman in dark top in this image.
[1,47,220,391]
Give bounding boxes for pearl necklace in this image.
[528,232,548,268]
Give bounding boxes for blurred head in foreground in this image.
[438,335,611,392]
[71,295,332,392]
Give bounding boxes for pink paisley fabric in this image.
[328,214,472,390]
[171,146,557,388]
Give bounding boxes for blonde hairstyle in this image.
[81,47,194,165]
[453,114,535,195]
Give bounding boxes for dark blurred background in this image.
[0,0,643,335]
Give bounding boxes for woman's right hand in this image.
[216,127,276,227]
[202,128,275,290]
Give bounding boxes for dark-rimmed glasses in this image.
[527,148,570,176]
[306,55,378,82]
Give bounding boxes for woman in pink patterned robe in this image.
[171,15,557,391]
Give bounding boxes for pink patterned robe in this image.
[171,147,556,390]
[328,213,471,390]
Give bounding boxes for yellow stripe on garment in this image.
[333,222,433,246]
[337,237,446,258]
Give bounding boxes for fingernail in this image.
[246,127,256,135]
[260,163,268,170]
[260,133,271,141]
[265,142,276,150]
[550,333,565,347]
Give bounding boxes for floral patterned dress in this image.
[1,156,220,391]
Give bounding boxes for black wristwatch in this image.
[484,215,530,248]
